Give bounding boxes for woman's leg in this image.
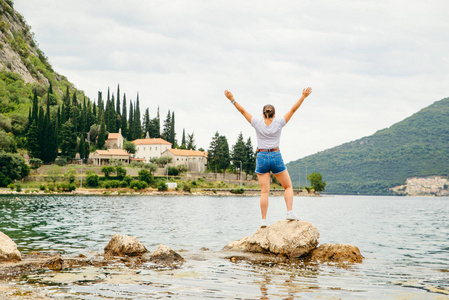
[257,172,271,219]
[274,170,293,211]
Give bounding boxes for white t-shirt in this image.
[251,117,286,149]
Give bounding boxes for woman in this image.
[224,87,312,228]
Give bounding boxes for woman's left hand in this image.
[224,90,235,101]
[303,87,312,97]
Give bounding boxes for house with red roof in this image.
[132,132,172,162]
[161,148,207,172]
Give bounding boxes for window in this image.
[144,147,145,151]
[150,147,152,151]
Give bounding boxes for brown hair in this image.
[263,104,275,119]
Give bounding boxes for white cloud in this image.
[14,0,449,162]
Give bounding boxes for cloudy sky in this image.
[14,0,449,163]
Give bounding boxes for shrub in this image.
[110,180,120,188]
[138,169,154,184]
[14,183,22,192]
[123,175,133,185]
[39,184,45,191]
[103,181,111,189]
[55,157,68,166]
[119,180,128,188]
[230,188,245,194]
[168,166,179,176]
[129,180,148,190]
[47,185,55,191]
[182,183,191,193]
[58,183,76,192]
[7,183,14,190]
[86,173,99,187]
[157,181,168,191]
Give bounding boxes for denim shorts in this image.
[255,151,287,175]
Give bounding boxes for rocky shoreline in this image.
[1,220,361,299]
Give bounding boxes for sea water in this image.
[0,194,448,299]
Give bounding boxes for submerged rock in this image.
[0,231,22,262]
[224,220,320,258]
[150,244,185,265]
[309,243,364,263]
[104,234,148,257]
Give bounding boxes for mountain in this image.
[0,1,83,141]
[286,97,449,195]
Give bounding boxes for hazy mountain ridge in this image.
[287,97,449,195]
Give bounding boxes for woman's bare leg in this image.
[257,172,271,219]
[274,170,293,211]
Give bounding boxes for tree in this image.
[162,110,171,142]
[170,111,176,146]
[116,166,127,180]
[0,152,30,186]
[231,132,247,179]
[46,165,62,185]
[121,93,127,139]
[134,94,142,138]
[97,119,107,149]
[143,163,157,174]
[123,140,136,154]
[101,166,116,179]
[217,135,230,179]
[180,129,186,149]
[29,158,43,170]
[143,108,151,136]
[245,137,256,179]
[186,132,196,150]
[307,172,326,192]
[0,130,16,152]
[138,169,154,184]
[60,120,77,160]
[207,132,220,178]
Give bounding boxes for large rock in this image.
[223,220,319,258]
[150,244,185,264]
[104,234,148,257]
[0,231,21,262]
[310,243,364,263]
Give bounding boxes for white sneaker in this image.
[260,219,267,228]
[286,211,300,221]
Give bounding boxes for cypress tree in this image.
[162,110,171,142]
[180,129,186,149]
[31,89,38,123]
[97,119,107,149]
[121,93,127,139]
[128,100,134,140]
[170,111,176,146]
[217,135,230,179]
[143,108,150,136]
[60,120,77,159]
[134,94,142,138]
[207,132,220,177]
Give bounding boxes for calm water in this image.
[0,194,448,299]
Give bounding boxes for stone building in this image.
[89,149,130,165]
[104,129,124,149]
[162,148,207,172]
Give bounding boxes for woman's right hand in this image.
[224,90,235,101]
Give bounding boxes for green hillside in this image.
[286,97,449,195]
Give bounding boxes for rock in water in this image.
[104,234,148,257]
[0,231,22,262]
[224,220,320,258]
[310,243,364,263]
[150,244,185,264]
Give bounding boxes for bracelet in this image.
[231,99,236,105]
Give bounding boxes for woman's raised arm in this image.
[224,90,252,124]
[284,87,312,124]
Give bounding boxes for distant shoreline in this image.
[0,188,318,197]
